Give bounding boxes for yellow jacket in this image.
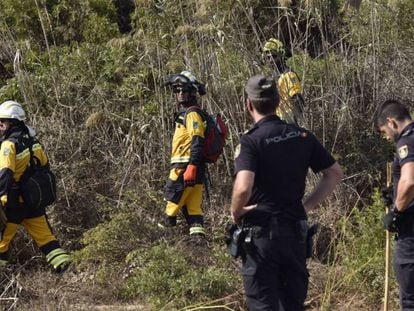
[276,70,303,124]
[171,107,206,166]
[0,127,48,205]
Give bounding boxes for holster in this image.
[306,223,318,259]
[296,220,308,242]
[227,223,248,259]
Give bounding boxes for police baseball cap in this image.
[245,75,278,101]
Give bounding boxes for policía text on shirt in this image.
[265,131,302,144]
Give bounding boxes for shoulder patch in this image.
[234,144,241,159]
[193,121,199,129]
[3,147,10,157]
[398,145,408,159]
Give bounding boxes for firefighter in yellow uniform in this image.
[263,38,305,125]
[0,100,70,273]
[159,71,207,241]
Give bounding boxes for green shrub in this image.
[121,243,240,309]
[75,191,162,262]
[339,189,395,303]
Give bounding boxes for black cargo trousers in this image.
[241,220,309,311]
[394,232,414,310]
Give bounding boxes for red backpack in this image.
[184,106,228,163]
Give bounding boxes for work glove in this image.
[183,164,197,187]
[383,207,402,232]
[381,186,393,206]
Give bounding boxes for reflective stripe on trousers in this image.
[46,248,71,269]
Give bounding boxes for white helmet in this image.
[179,70,206,95]
[180,70,197,83]
[0,100,26,121]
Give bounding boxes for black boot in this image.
[157,216,177,228]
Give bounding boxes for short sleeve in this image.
[234,135,258,175]
[397,136,414,166]
[308,133,336,173]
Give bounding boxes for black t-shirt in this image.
[234,115,336,222]
[393,122,414,214]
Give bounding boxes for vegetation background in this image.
[0,0,412,309]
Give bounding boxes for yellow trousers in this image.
[0,215,57,253]
[165,184,204,217]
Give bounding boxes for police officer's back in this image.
[238,120,335,224]
[230,75,343,310]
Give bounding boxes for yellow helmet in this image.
[263,38,285,56]
[0,100,26,121]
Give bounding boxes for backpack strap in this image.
[23,136,40,168]
[18,136,40,186]
[28,139,37,167]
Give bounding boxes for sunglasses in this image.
[172,86,193,94]
[265,53,279,59]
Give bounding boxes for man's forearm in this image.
[231,190,251,224]
[303,178,336,212]
[230,170,255,225]
[303,164,342,212]
[395,180,414,211]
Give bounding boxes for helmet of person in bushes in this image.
[263,38,285,57]
[0,100,26,121]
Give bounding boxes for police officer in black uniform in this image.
[230,74,343,310]
[377,100,414,310]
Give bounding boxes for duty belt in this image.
[242,218,307,241]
